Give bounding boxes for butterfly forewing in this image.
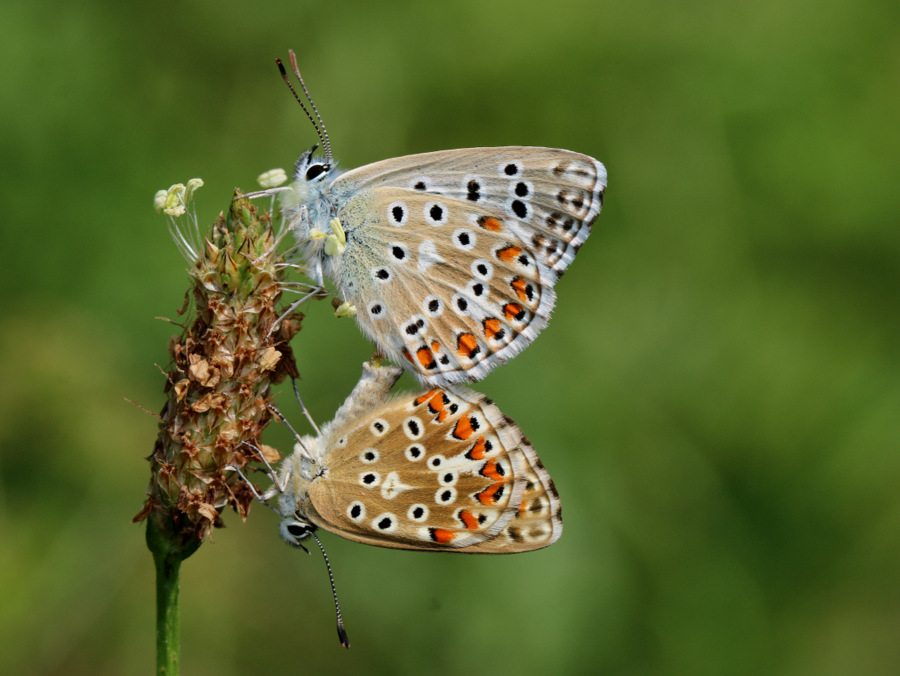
[336,190,550,384]
[303,383,562,552]
[326,147,605,385]
[334,146,605,278]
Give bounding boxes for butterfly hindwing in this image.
[302,379,562,552]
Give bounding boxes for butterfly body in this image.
[277,361,562,553]
[283,146,607,387]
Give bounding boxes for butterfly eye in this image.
[282,520,313,543]
[287,523,308,537]
[305,163,329,181]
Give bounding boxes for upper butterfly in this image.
[275,51,607,387]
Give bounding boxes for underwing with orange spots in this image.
[274,361,562,553]
[275,53,606,387]
[287,145,606,387]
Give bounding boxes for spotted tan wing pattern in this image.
[334,190,549,384]
[329,147,606,386]
[302,384,562,553]
[334,146,605,278]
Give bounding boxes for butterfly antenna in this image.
[276,55,327,159]
[309,530,350,648]
[287,49,333,166]
[268,404,315,462]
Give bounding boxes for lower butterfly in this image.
[267,361,562,554]
[236,361,561,645]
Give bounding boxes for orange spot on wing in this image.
[483,318,501,340]
[415,389,439,406]
[430,528,456,544]
[481,216,503,232]
[428,391,445,415]
[431,340,441,353]
[497,245,523,263]
[416,346,436,369]
[459,510,480,530]
[511,277,529,302]
[453,416,474,440]
[403,349,414,363]
[504,303,525,321]
[457,333,478,358]
[467,437,487,460]
[477,483,504,506]
[481,460,503,481]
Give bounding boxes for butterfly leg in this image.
[287,204,326,287]
[237,185,291,222]
[267,285,327,339]
[291,377,322,436]
[268,403,316,462]
[311,254,325,287]
[240,441,283,487]
[225,457,282,512]
[239,186,291,200]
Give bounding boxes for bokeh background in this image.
[2,0,898,674]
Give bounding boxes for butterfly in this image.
[267,360,562,555]
[272,51,607,387]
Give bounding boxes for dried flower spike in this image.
[135,188,302,546]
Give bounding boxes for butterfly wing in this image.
[328,147,606,385]
[304,385,562,553]
[334,146,605,271]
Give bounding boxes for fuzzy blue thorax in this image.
[281,155,383,307]
[277,436,321,523]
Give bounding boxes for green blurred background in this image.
[2,0,898,674]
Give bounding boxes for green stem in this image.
[154,548,181,675]
[147,513,201,676]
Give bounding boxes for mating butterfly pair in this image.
[250,51,604,571]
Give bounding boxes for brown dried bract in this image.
[134,193,302,543]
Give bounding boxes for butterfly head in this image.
[279,514,316,548]
[282,143,340,257]
[292,143,333,184]
[276,436,322,519]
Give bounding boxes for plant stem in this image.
[154,549,181,675]
[147,513,200,676]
